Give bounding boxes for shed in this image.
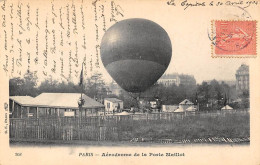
[9,93,105,118]
[9,96,35,118]
[104,98,123,114]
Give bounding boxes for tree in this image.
[197,82,210,110]
[118,90,138,109]
[239,90,250,109]
[38,77,82,94]
[9,71,38,96]
[84,73,108,102]
[38,76,59,93]
[9,77,25,96]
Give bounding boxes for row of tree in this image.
[9,71,249,110]
[118,79,249,110]
[9,72,115,102]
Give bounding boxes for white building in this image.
[104,98,123,114]
[235,64,249,92]
[174,99,196,112]
[149,101,157,109]
[162,105,179,112]
[157,74,180,86]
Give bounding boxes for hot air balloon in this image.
[100,18,172,94]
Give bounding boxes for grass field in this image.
[128,111,249,141]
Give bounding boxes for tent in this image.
[179,99,194,105]
[221,105,233,110]
[174,108,185,112]
[186,106,196,112]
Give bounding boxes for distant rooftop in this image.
[203,80,236,86]
[160,73,179,79]
[179,99,193,105]
[237,64,249,72]
[104,98,122,102]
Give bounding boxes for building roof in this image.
[104,98,122,102]
[179,99,194,105]
[160,74,178,79]
[236,64,249,75]
[9,96,35,106]
[10,93,104,109]
[237,64,249,71]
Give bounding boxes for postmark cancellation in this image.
[211,20,257,58]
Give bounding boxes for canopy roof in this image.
[221,105,233,110]
[10,93,104,109]
[9,96,35,106]
[179,99,194,105]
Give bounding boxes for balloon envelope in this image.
[101,18,172,93]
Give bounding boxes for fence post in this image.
[77,117,80,140]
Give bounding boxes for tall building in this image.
[235,64,249,92]
[157,73,180,86]
[158,73,196,87]
[178,74,196,86]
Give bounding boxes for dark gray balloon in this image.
[101,18,172,93]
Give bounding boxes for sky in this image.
[100,1,254,84]
[3,0,257,85]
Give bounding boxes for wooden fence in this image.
[9,111,249,142]
[10,115,134,141]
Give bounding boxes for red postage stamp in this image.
[211,20,257,58]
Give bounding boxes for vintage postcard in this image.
[0,0,260,164]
